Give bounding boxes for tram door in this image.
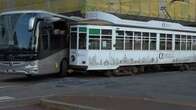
[69,26,87,66]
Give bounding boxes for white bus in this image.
[0,10,76,76]
[69,11,196,74]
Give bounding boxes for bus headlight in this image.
[29,61,37,66]
[25,62,38,69]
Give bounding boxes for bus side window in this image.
[50,21,67,51]
[40,29,49,50]
[39,21,51,51]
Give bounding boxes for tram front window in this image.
[89,36,100,50]
[79,33,86,49]
[71,33,77,49]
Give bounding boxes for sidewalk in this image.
[40,96,196,110]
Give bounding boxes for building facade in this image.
[0,0,196,22]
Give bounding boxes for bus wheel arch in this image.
[59,58,68,76]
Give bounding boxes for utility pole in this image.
[159,0,172,19]
[45,0,51,10]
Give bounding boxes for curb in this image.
[40,99,102,110]
[40,96,196,110]
[143,97,196,108]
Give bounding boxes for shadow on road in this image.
[0,71,109,83]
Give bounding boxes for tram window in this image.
[71,33,77,49]
[160,34,166,50]
[150,33,156,50]
[125,36,133,50]
[89,36,100,50]
[102,29,112,35]
[116,30,124,50]
[79,27,87,33]
[126,31,133,36]
[116,31,124,36]
[166,34,172,50]
[142,32,149,50]
[187,36,192,50]
[134,32,141,50]
[175,35,180,50]
[181,35,186,50]
[125,31,133,50]
[192,36,196,50]
[101,36,112,50]
[116,36,124,50]
[89,29,100,35]
[79,33,86,49]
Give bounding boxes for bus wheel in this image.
[59,59,68,76]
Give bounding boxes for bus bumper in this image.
[0,61,39,75]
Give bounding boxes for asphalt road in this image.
[0,71,196,109]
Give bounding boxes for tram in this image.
[69,11,196,73]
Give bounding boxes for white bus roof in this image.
[86,11,196,33]
[0,10,80,21]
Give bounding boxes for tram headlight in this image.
[71,55,75,62]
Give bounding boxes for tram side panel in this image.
[87,51,196,70]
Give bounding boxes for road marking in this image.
[0,86,17,89]
[0,96,15,102]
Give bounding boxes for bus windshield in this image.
[0,13,36,52]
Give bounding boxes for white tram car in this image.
[69,11,196,72]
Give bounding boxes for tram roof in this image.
[84,11,196,33]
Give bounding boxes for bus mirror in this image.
[28,17,36,31]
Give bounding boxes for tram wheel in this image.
[104,70,114,77]
[184,64,190,71]
[138,66,145,73]
[132,67,138,74]
[59,59,68,76]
